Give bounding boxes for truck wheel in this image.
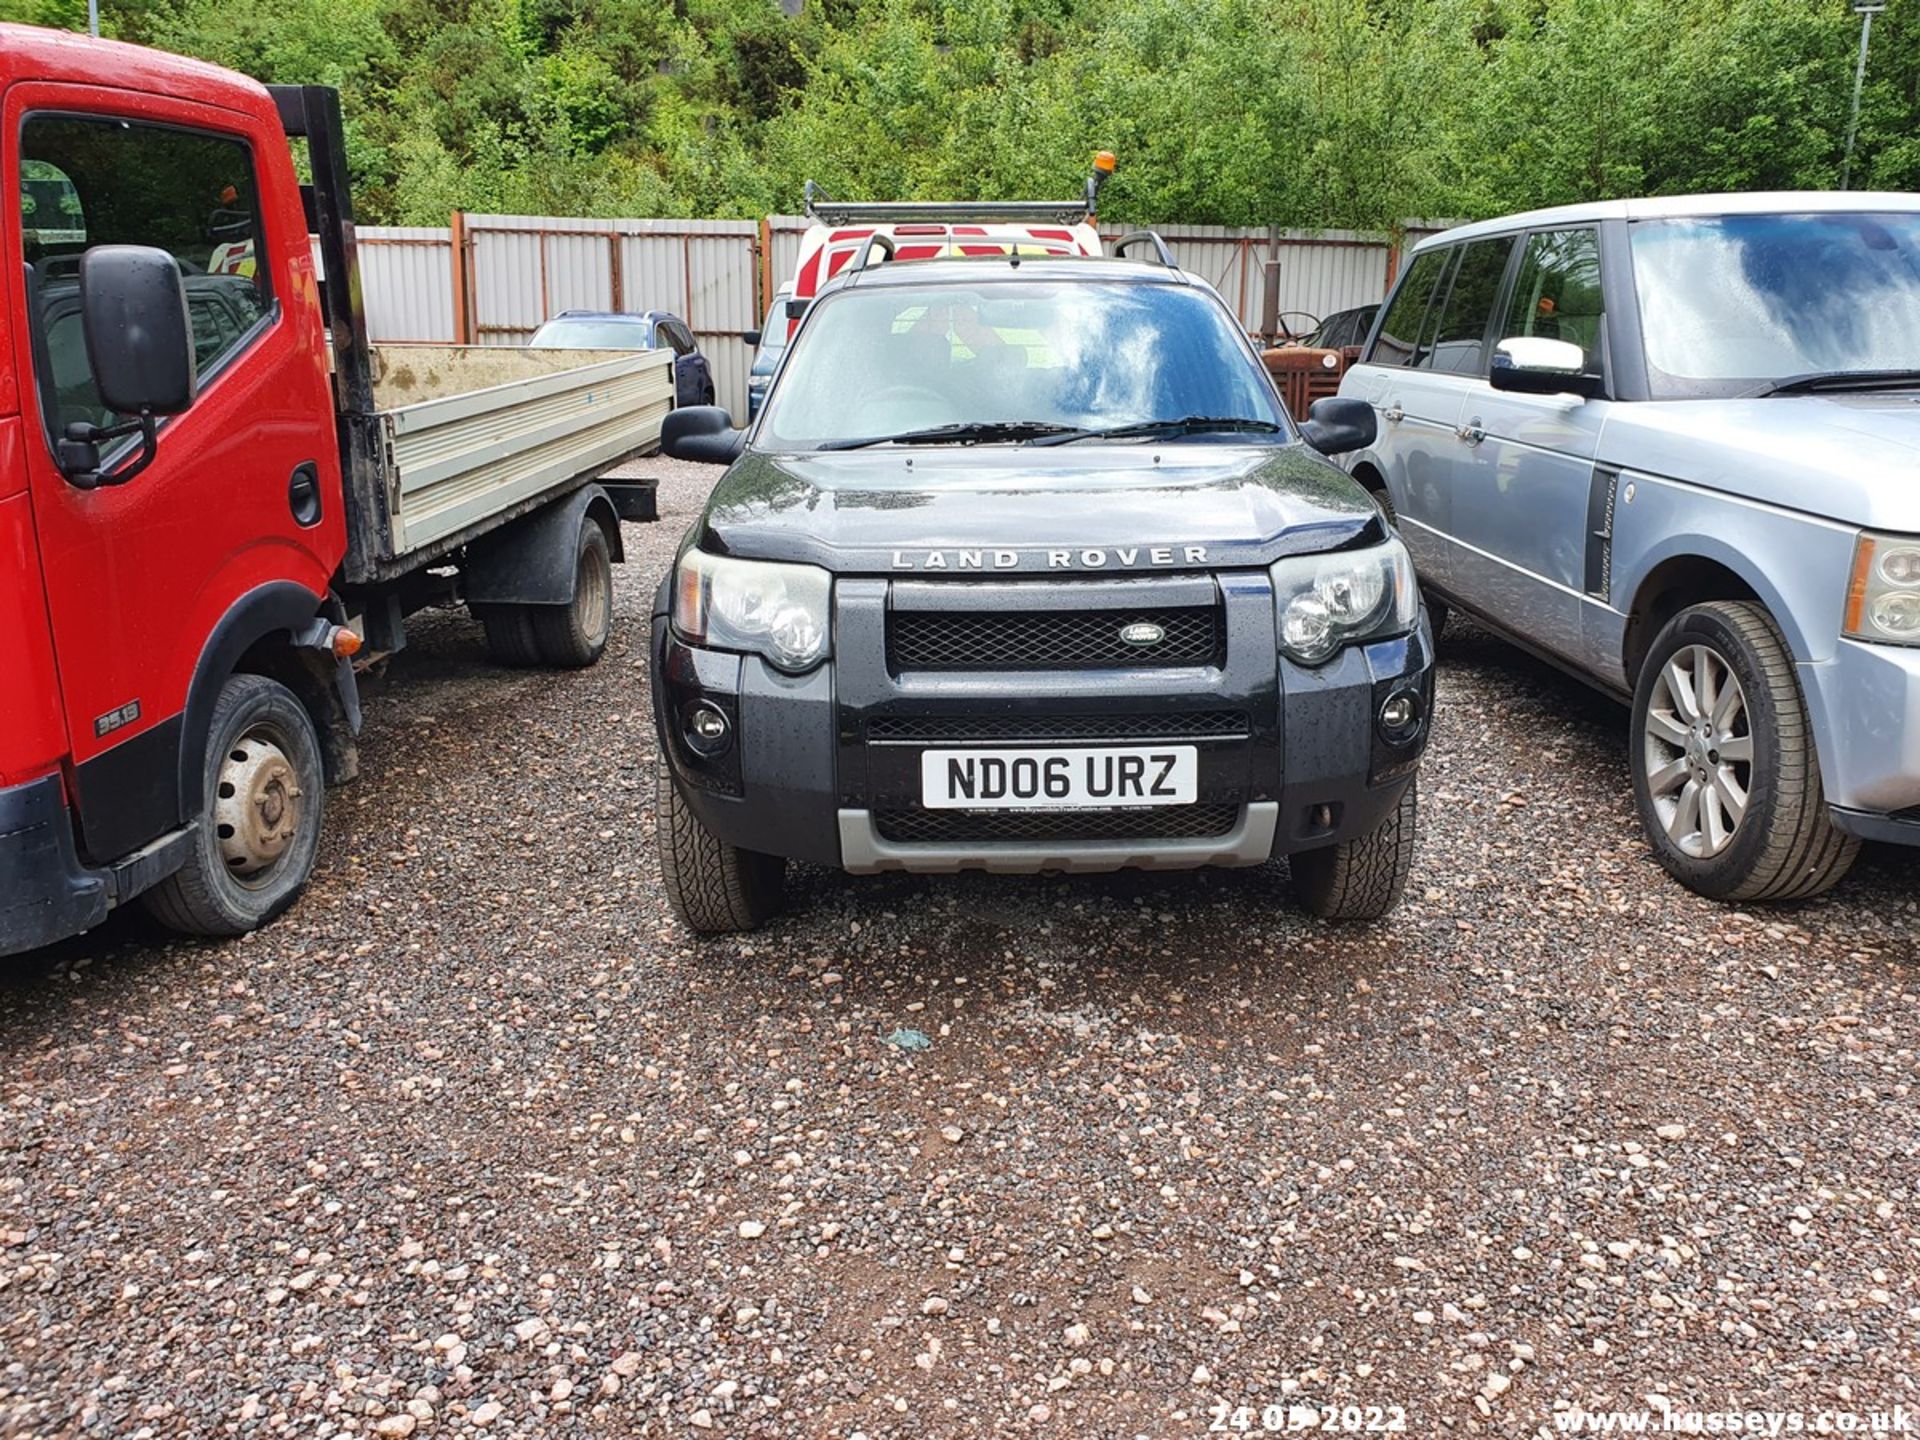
[142,674,325,938]
[480,606,543,667]
[1291,780,1417,920]
[656,767,785,933]
[1630,601,1858,901]
[530,518,614,668]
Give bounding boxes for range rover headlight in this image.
[673,549,831,672]
[1271,536,1418,665]
[1845,532,1920,646]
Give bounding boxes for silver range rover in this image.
[1341,192,1920,900]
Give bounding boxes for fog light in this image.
[684,701,732,755]
[1378,691,1422,740]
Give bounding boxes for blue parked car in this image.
[744,287,792,422]
[530,310,715,410]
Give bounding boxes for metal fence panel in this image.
[357,226,453,342]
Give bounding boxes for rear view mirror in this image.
[1489,336,1605,399]
[663,404,745,466]
[57,245,198,488]
[1298,396,1377,456]
[742,329,762,348]
[784,297,809,322]
[81,245,198,416]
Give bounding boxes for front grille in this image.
[866,711,1249,743]
[873,804,1240,845]
[888,607,1222,671]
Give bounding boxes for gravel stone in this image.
[2,457,1917,1436]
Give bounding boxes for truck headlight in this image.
[1271,536,1418,665]
[1845,532,1920,647]
[673,550,831,671]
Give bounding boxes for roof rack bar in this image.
[851,231,898,273]
[1111,230,1178,268]
[806,196,1098,226]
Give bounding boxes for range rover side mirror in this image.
[57,245,198,488]
[1298,395,1377,456]
[1489,336,1605,399]
[663,404,745,465]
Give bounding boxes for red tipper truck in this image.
[1,25,673,955]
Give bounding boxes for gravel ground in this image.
[3,456,1918,1440]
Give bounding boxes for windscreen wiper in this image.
[817,420,1088,451]
[1749,369,1920,398]
[1030,415,1288,446]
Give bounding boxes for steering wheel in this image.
[1275,311,1321,343]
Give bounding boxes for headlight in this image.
[1845,532,1920,647]
[673,550,831,672]
[1271,536,1418,664]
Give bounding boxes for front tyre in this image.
[1291,779,1417,920]
[142,674,325,938]
[656,767,786,933]
[1630,600,1858,901]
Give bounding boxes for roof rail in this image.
[803,155,1116,227]
[1111,230,1178,268]
[850,231,897,273]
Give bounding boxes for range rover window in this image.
[758,280,1287,450]
[1499,228,1605,373]
[1629,212,1920,399]
[1368,248,1450,369]
[1426,236,1515,375]
[20,114,271,442]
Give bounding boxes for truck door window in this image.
[1368,249,1449,368]
[19,114,272,443]
[1500,229,1605,372]
[1424,237,1515,376]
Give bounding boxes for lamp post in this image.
[1841,0,1887,190]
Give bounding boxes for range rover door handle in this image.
[1381,403,1405,424]
[1457,418,1486,445]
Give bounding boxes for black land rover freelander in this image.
[652,235,1434,932]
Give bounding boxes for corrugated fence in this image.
[357,212,1452,422]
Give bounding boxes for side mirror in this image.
[784,297,809,322]
[662,404,745,466]
[57,245,198,488]
[741,329,762,348]
[1298,395,1377,456]
[1488,336,1605,399]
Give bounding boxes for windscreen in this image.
[529,318,651,350]
[1629,212,1920,397]
[757,279,1285,449]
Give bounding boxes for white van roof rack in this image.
[802,157,1116,227]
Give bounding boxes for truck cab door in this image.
[5,83,343,863]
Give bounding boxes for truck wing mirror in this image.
[58,246,199,489]
[662,404,745,465]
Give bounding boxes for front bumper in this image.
[1800,639,1920,846]
[652,570,1432,874]
[0,774,109,958]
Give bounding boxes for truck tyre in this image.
[1630,601,1858,901]
[142,674,325,938]
[656,767,785,933]
[481,606,543,667]
[530,517,614,668]
[1291,780,1417,920]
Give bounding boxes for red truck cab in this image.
[1,26,649,955]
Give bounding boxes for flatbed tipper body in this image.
[0,31,666,955]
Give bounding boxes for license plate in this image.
[920,745,1198,811]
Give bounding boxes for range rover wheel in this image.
[1630,601,1858,901]
[142,674,325,938]
[1291,779,1417,921]
[530,518,614,668]
[656,767,786,933]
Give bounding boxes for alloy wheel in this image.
[1643,643,1754,859]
